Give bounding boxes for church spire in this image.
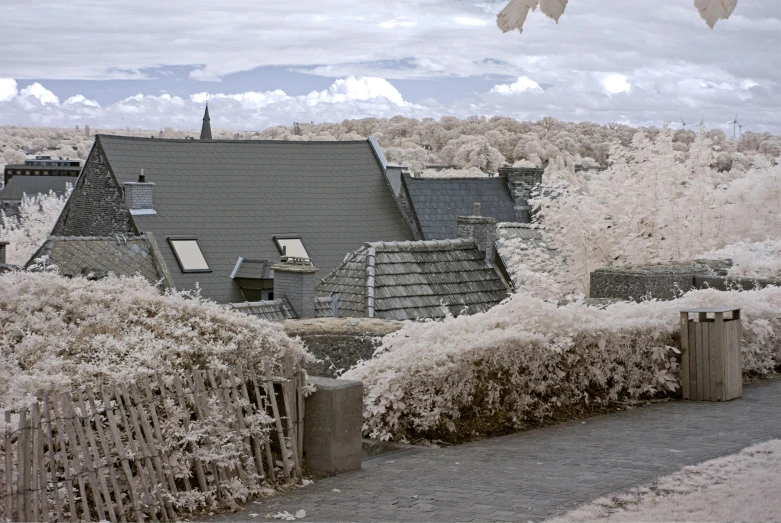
[200,104,212,140]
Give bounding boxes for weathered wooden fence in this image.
[0,362,306,522]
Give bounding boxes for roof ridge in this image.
[97,134,371,145]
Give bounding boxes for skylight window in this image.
[274,236,309,259]
[168,237,211,273]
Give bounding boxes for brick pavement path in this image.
[209,378,781,522]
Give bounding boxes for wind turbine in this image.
[698,114,705,133]
[680,116,688,130]
[731,112,739,139]
[738,122,747,139]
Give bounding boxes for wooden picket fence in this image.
[0,361,306,522]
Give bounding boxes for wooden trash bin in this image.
[680,307,742,401]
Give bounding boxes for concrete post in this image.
[304,376,363,476]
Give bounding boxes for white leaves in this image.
[497,0,539,34]
[539,0,568,22]
[497,0,568,34]
[694,0,738,29]
[497,0,737,34]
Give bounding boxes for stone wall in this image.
[273,263,318,319]
[457,214,496,265]
[53,142,136,237]
[285,318,402,377]
[590,260,733,301]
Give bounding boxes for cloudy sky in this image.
[0,0,779,133]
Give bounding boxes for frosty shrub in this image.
[0,185,72,265]
[0,269,309,411]
[344,287,781,442]
[701,240,781,279]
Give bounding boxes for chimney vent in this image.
[271,260,319,319]
[122,176,156,215]
[458,211,496,267]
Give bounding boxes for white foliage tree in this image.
[0,185,72,265]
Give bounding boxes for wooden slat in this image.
[5,410,14,522]
[42,396,63,523]
[98,387,150,523]
[712,313,724,401]
[111,385,164,521]
[206,369,244,482]
[688,322,697,400]
[135,380,179,495]
[296,372,305,467]
[187,372,226,493]
[154,376,192,492]
[249,373,276,483]
[265,366,292,479]
[32,403,49,523]
[56,396,91,522]
[64,395,107,522]
[48,395,78,522]
[222,370,258,478]
[735,316,743,397]
[18,407,31,523]
[74,392,118,523]
[695,321,704,400]
[280,374,301,477]
[679,313,690,399]
[702,322,711,401]
[83,389,127,523]
[171,375,209,493]
[117,384,174,521]
[235,369,266,479]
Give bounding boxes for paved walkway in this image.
[210,378,781,522]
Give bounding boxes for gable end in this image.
[53,138,138,237]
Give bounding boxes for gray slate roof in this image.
[230,298,296,322]
[401,174,520,240]
[31,235,166,284]
[232,258,273,280]
[97,135,415,302]
[0,176,74,200]
[496,223,554,252]
[316,239,509,321]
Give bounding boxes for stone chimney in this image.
[0,241,8,265]
[272,259,319,319]
[458,202,497,266]
[122,170,156,215]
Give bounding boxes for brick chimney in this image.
[122,170,156,215]
[0,241,8,265]
[458,202,496,266]
[272,259,319,319]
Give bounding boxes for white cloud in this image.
[0,78,18,102]
[603,74,632,94]
[490,76,543,95]
[63,94,100,107]
[306,77,407,106]
[19,82,59,104]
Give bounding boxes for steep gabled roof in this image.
[230,297,296,322]
[29,234,172,288]
[83,135,414,302]
[401,174,520,240]
[317,239,509,321]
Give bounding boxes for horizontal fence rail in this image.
[1,362,306,522]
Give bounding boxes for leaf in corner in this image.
[694,0,738,29]
[539,0,568,22]
[497,0,540,34]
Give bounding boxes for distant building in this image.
[4,156,82,186]
[0,175,74,218]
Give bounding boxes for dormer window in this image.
[168,237,211,273]
[273,235,309,259]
